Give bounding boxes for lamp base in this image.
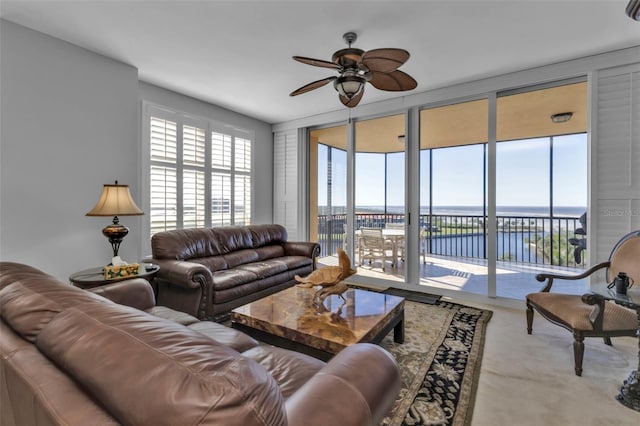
[102,217,129,257]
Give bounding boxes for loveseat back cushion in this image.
[0,262,55,290]
[36,304,287,426]
[249,224,288,247]
[0,267,110,343]
[1,322,120,426]
[0,282,62,343]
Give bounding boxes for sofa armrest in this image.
[285,343,400,426]
[153,259,213,289]
[152,259,214,319]
[283,242,321,268]
[90,278,156,311]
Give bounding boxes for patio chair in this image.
[385,223,406,262]
[358,227,396,271]
[526,230,640,376]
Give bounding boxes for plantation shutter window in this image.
[150,117,178,234]
[211,172,231,226]
[146,105,253,237]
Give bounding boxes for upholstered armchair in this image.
[526,230,640,376]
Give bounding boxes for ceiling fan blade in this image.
[339,88,364,108]
[290,76,336,96]
[361,48,410,73]
[293,56,340,70]
[369,70,417,92]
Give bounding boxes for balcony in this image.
[316,213,588,300]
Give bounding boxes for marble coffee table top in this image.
[231,285,404,355]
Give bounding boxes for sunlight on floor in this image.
[318,253,588,300]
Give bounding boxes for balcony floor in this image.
[318,252,588,301]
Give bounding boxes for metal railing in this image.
[317,213,586,268]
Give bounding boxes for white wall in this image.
[1,20,140,280]
[0,21,274,280]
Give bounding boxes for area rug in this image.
[378,298,492,426]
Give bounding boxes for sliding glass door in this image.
[419,99,489,296]
[307,79,587,301]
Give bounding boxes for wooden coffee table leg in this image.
[394,317,404,344]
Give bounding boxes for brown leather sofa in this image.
[151,224,320,320]
[0,262,400,426]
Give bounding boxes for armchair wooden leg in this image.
[526,304,534,334]
[573,333,585,377]
[603,336,612,346]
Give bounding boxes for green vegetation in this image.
[530,231,577,266]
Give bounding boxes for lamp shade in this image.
[86,182,143,217]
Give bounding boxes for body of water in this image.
[321,205,586,218]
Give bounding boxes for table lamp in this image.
[86,181,144,257]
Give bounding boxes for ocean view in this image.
[319,205,586,218]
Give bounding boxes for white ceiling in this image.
[1,1,638,124]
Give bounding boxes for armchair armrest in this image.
[89,278,156,311]
[285,343,400,426]
[581,293,607,331]
[535,261,610,292]
[283,242,321,269]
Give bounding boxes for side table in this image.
[591,284,640,411]
[69,264,160,290]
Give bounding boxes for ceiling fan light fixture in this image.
[551,112,573,123]
[334,75,365,99]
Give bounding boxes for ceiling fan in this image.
[290,32,417,108]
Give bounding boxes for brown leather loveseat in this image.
[0,262,400,426]
[151,224,320,320]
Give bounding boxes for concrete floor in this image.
[319,252,589,301]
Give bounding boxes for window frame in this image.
[141,102,254,253]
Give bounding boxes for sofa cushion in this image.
[236,260,288,279]
[213,226,255,253]
[223,249,260,269]
[249,224,287,247]
[1,322,120,426]
[152,228,223,260]
[213,269,258,291]
[242,345,325,400]
[0,262,55,290]
[0,274,110,343]
[0,282,62,343]
[36,304,287,426]
[188,321,259,353]
[277,256,314,271]
[192,256,228,272]
[146,306,200,325]
[255,245,286,261]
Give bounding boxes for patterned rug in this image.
[378,299,492,426]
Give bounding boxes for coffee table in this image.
[231,285,404,361]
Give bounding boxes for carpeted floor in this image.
[378,297,492,426]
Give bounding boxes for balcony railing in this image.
[317,213,586,268]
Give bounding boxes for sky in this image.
[319,133,587,211]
